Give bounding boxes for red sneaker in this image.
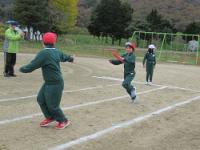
[40,118,55,127]
[55,120,71,129]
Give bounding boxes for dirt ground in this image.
[0,53,200,150]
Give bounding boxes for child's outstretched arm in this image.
[59,51,74,63]
[109,59,123,65]
[109,51,124,65]
[111,51,124,63]
[20,51,45,73]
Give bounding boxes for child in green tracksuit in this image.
[109,42,137,102]
[143,44,156,85]
[20,32,74,129]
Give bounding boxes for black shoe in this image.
[4,73,11,77]
[9,74,17,77]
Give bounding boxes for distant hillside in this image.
[78,0,200,31]
[0,0,13,22]
[1,0,200,31]
[0,0,13,5]
[129,0,200,30]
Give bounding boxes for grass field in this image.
[0,34,199,65]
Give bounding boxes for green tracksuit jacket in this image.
[20,47,73,122]
[143,52,156,82]
[110,52,136,96]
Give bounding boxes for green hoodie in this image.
[3,27,22,53]
[20,47,73,84]
[110,52,136,75]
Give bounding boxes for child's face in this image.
[10,25,16,30]
[126,46,133,53]
[148,48,154,53]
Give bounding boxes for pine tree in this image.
[88,0,133,44]
[146,9,175,33]
[184,22,200,35]
[146,9,162,32]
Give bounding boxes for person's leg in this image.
[37,84,52,119]
[148,65,154,85]
[9,53,16,76]
[122,74,135,98]
[146,65,150,83]
[149,67,154,82]
[45,83,67,123]
[146,71,150,82]
[4,52,9,76]
[5,53,12,76]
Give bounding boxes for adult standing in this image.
[3,20,24,77]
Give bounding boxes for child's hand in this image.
[19,67,23,72]
[109,60,113,64]
[112,51,124,63]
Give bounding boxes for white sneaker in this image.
[145,82,149,85]
[131,87,138,103]
[131,95,139,103]
[149,82,153,86]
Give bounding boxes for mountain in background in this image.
[78,0,200,31]
[0,0,14,21]
[1,0,200,31]
[0,0,13,4]
[129,0,200,30]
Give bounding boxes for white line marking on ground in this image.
[92,76,200,93]
[0,83,120,103]
[0,87,166,125]
[48,94,200,150]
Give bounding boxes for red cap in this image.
[42,32,57,44]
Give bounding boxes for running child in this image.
[109,42,137,102]
[20,32,74,129]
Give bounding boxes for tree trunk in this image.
[26,27,31,40]
[119,38,121,45]
[105,36,108,43]
[112,36,115,45]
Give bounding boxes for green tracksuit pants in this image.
[122,73,135,96]
[37,82,67,122]
[146,64,154,82]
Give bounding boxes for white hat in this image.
[125,42,133,47]
[125,42,135,49]
[148,44,156,49]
